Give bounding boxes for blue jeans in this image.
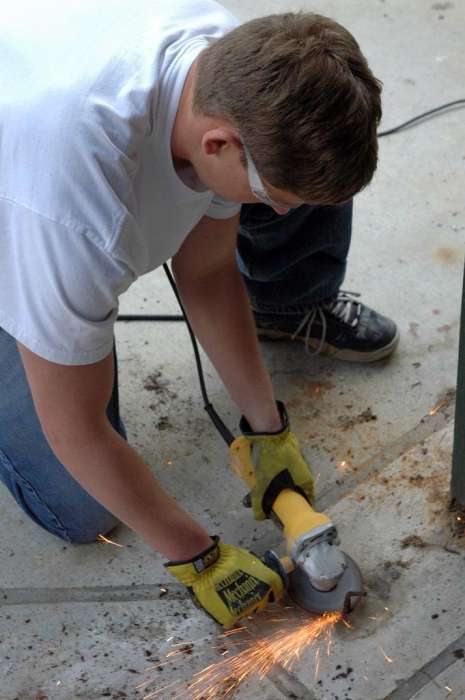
[0,329,122,543]
[238,201,352,311]
[0,202,352,542]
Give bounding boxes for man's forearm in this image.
[51,424,212,560]
[174,262,281,432]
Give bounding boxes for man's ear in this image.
[201,127,242,156]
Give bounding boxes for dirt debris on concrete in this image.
[143,369,178,402]
[337,407,377,431]
[156,415,173,430]
[401,534,427,549]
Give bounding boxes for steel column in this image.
[451,261,465,506]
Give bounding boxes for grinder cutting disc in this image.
[287,552,364,616]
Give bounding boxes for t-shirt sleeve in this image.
[0,204,134,365]
[205,193,241,220]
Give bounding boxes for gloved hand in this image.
[164,536,284,628]
[229,401,315,521]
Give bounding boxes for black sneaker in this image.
[253,291,400,362]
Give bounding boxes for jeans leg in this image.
[237,201,353,312]
[0,328,123,543]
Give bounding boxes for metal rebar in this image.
[451,261,465,506]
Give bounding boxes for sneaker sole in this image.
[257,327,400,363]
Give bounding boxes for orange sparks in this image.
[97,534,124,548]
[337,459,353,472]
[379,646,394,663]
[314,646,321,679]
[141,612,342,699]
[428,398,448,416]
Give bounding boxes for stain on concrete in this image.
[307,379,335,397]
[434,247,461,265]
[431,1,454,9]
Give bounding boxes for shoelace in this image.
[291,290,362,355]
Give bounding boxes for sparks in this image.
[314,647,321,680]
[379,646,394,663]
[428,398,448,416]
[141,612,342,699]
[97,534,124,547]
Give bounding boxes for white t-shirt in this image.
[0,0,240,365]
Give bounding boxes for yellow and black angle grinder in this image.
[164,262,366,617]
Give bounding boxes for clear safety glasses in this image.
[242,143,300,212]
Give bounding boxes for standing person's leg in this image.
[0,328,122,543]
[237,202,399,361]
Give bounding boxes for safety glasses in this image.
[242,143,300,211]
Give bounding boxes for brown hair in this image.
[193,13,382,204]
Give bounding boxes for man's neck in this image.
[171,60,198,166]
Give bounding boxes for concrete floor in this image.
[1,1,464,698]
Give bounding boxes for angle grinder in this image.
[163,262,365,616]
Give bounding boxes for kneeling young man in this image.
[0,1,383,627]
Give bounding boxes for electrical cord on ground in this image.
[116,99,465,442]
[378,99,465,137]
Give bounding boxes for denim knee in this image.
[0,448,120,544]
[59,514,121,545]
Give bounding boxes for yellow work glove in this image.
[164,536,284,628]
[230,401,315,521]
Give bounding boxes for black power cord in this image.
[117,99,465,444]
[378,99,465,137]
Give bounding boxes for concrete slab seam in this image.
[383,630,465,699]
[267,664,319,700]
[317,407,454,512]
[0,584,185,606]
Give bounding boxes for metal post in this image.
[451,261,465,507]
